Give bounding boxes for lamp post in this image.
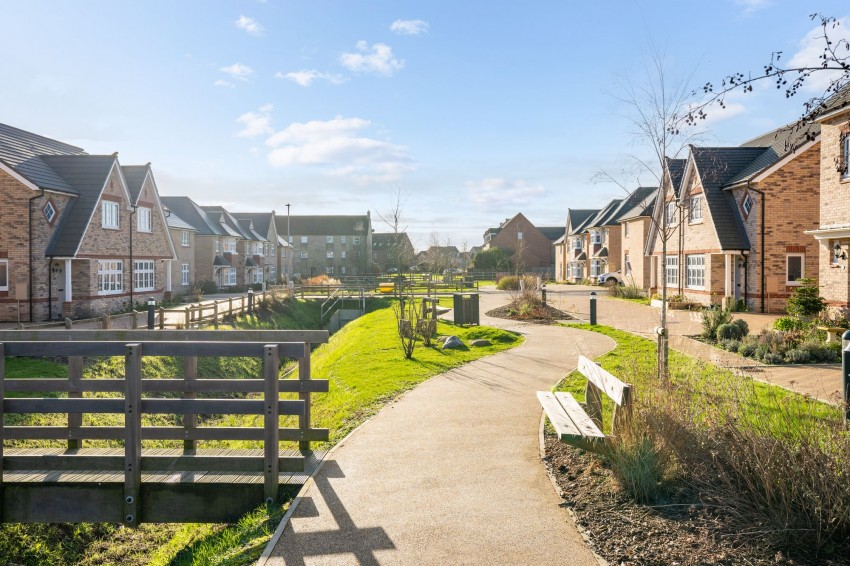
[286,203,291,282]
[147,297,155,330]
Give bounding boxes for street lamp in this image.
[286,203,291,281]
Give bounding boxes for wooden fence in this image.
[0,329,329,524]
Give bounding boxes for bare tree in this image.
[376,187,412,274]
[596,47,704,382]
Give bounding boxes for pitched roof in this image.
[233,212,276,237]
[0,123,86,193]
[237,219,267,242]
[274,214,370,236]
[202,206,260,240]
[608,186,657,224]
[583,199,623,231]
[166,212,196,231]
[566,209,599,235]
[538,226,566,241]
[727,120,822,186]
[372,232,413,248]
[121,165,149,204]
[161,196,225,236]
[665,157,687,198]
[42,155,119,257]
[689,146,767,250]
[617,188,658,222]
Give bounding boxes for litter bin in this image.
[452,293,480,326]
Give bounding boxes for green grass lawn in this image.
[554,324,838,434]
[0,299,521,566]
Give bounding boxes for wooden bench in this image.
[537,355,632,453]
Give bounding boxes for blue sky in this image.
[1,1,847,250]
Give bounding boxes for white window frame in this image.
[252,269,263,284]
[43,201,57,224]
[215,239,220,253]
[665,256,678,287]
[353,236,360,245]
[102,201,120,229]
[300,236,309,244]
[269,267,276,281]
[624,254,631,276]
[181,263,190,286]
[689,196,703,223]
[181,231,190,247]
[571,263,582,279]
[0,258,8,291]
[573,237,582,250]
[624,223,630,238]
[300,251,308,259]
[137,207,152,233]
[517,231,523,240]
[742,194,753,216]
[326,251,334,259]
[225,268,237,286]
[843,135,850,179]
[786,253,804,286]
[341,236,347,244]
[133,260,155,291]
[280,248,286,258]
[685,254,705,290]
[97,260,123,295]
[326,266,334,275]
[341,250,347,259]
[223,239,237,254]
[326,235,334,244]
[665,201,677,226]
[591,231,601,245]
[590,259,603,277]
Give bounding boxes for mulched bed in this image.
[485,303,574,324]
[542,433,847,566]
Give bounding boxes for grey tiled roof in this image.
[728,121,821,186]
[160,197,225,236]
[666,157,686,197]
[274,215,371,236]
[202,206,257,240]
[233,212,276,237]
[237,219,267,242]
[0,123,87,193]
[42,155,119,257]
[583,199,623,231]
[121,165,149,204]
[538,226,566,241]
[690,146,767,250]
[609,186,657,224]
[617,188,658,222]
[166,212,196,231]
[566,209,599,235]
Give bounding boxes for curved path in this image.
[262,289,614,565]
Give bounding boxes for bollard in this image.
[589,291,597,325]
[841,330,850,424]
[541,284,547,306]
[147,298,155,330]
[248,289,254,316]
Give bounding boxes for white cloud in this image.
[235,15,264,36]
[733,0,770,15]
[788,17,850,94]
[278,69,346,87]
[340,41,404,76]
[264,116,415,182]
[390,19,429,35]
[214,79,235,88]
[220,63,255,81]
[465,178,545,210]
[236,105,274,137]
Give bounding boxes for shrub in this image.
[800,340,840,364]
[739,340,758,358]
[609,285,646,300]
[762,352,785,364]
[715,323,743,341]
[784,348,811,364]
[786,278,827,318]
[606,431,666,505]
[773,316,806,332]
[731,318,749,337]
[702,307,733,340]
[198,279,219,295]
[718,339,741,352]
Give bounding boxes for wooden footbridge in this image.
[0,329,329,525]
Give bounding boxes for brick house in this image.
[482,212,562,273]
[234,212,292,285]
[0,123,176,322]
[806,88,850,311]
[274,214,373,278]
[648,130,821,312]
[618,189,658,289]
[372,232,415,273]
[562,209,598,282]
[165,210,196,297]
[578,200,622,280]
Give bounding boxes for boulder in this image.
[442,335,464,349]
[469,339,491,347]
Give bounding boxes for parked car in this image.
[442,268,462,276]
[597,270,623,285]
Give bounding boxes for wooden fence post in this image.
[228,296,233,317]
[123,344,142,528]
[298,343,312,452]
[263,345,280,504]
[67,356,83,450]
[184,307,190,330]
[213,301,219,329]
[158,307,164,330]
[101,314,112,329]
[183,356,198,452]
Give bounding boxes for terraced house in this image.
[560,208,598,282]
[0,123,175,322]
[648,126,821,312]
[275,214,373,278]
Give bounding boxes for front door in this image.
[733,256,742,301]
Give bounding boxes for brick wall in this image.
[488,214,554,270]
[621,217,651,288]
[170,227,195,296]
[818,113,850,309]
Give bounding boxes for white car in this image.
[597,270,623,285]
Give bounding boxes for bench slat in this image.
[554,392,605,440]
[578,355,630,406]
[536,391,582,442]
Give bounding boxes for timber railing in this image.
[0,329,329,524]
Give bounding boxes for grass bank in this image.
[0,297,521,565]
